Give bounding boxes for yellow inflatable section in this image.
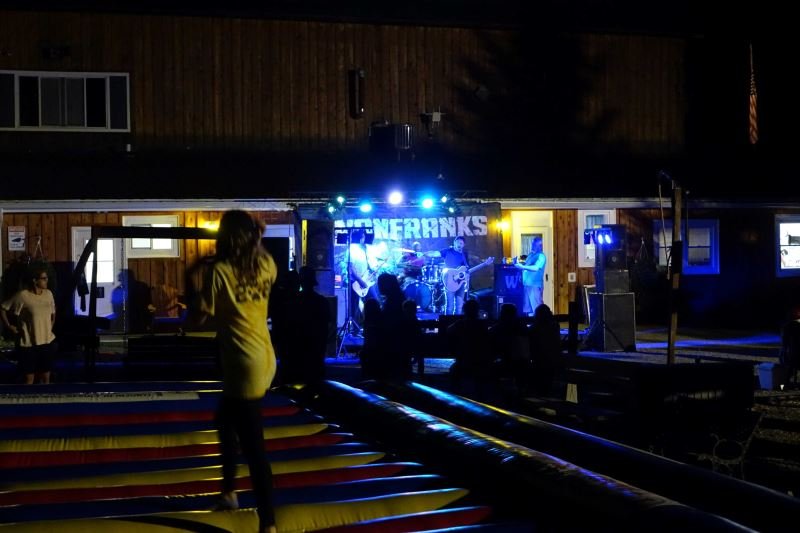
[0,423,330,453]
[0,488,469,533]
[1,452,386,492]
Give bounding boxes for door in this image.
[510,211,554,311]
[72,227,124,329]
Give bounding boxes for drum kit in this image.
[398,256,446,313]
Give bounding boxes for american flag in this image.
[748,43,758,144]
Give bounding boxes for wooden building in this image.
[0,5,796,330]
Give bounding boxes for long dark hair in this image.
[215,210,267,286]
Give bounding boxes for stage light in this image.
[388,191,403,205]
[359,202,373,213]
[497,220,510,232]
[447,205,456,213]
[421,197,434,209]
[440,194,449,204]
[336,195,346,205]
[326,204,336,214]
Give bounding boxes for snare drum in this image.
[403,281,432,310]
[421,265,441,284]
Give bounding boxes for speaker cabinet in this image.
[494,265,524,317]
[496,294,525,318]
[586,292,636,352]
[600,249,627,270]
[306,220,334,270]
[595,269,630,294]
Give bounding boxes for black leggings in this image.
[217,396,275,528]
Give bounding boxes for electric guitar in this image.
[351,257,389,298]
[441,257,494,292]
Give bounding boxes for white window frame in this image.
[0,69,130,132]
[122,215,180,258]
[653,218,720,275]
[577,209,616,268]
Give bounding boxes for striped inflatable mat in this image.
[0,381,506,531]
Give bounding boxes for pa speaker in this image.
[595,269,630,294]
[586,292,636,352]
[306,220,333,270]
[602,249,627,270]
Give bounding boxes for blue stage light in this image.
[388,191,403,205]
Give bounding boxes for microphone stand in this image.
[337,231,362,358]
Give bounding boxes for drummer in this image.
[397,241,425,286]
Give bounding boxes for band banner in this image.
[331,203,502,294]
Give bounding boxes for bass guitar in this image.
[352,257,389,298]
[441,257,494,292]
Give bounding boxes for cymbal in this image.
[393,247,415,253]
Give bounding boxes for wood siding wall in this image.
[0,210,293,298]
[0,11,685,156]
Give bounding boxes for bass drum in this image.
[402,281,432,311]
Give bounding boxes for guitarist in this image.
[426,236,470,315]
[348,229,381,323]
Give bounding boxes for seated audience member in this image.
[528,304,562,396]
[488,303,531,391]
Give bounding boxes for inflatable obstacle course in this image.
[0,381,511,531]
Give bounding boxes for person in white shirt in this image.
[1,267,57,384]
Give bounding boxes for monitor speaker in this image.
[586,292,636,352]
[496,293,525,319]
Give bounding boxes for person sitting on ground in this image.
[279,267,330,385]
[403,298,424,375]
[780,306,800,386]
[370,273,412,380]
[488,303,531,392]
[528,303,562,396]
[360,298,382,380]
[447,299,491,397]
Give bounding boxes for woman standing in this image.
[1,267,57,384]
[189,210,278,533]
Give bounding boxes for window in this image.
[84,238,116,283]
[577,209,616,267]
[0,70,129,131]
[776,215,800,277]
[122,215,180,258]
[653,219,719,275]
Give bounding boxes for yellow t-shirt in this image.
[202,254,277,400]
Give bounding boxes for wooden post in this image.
[667,185,682,365]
